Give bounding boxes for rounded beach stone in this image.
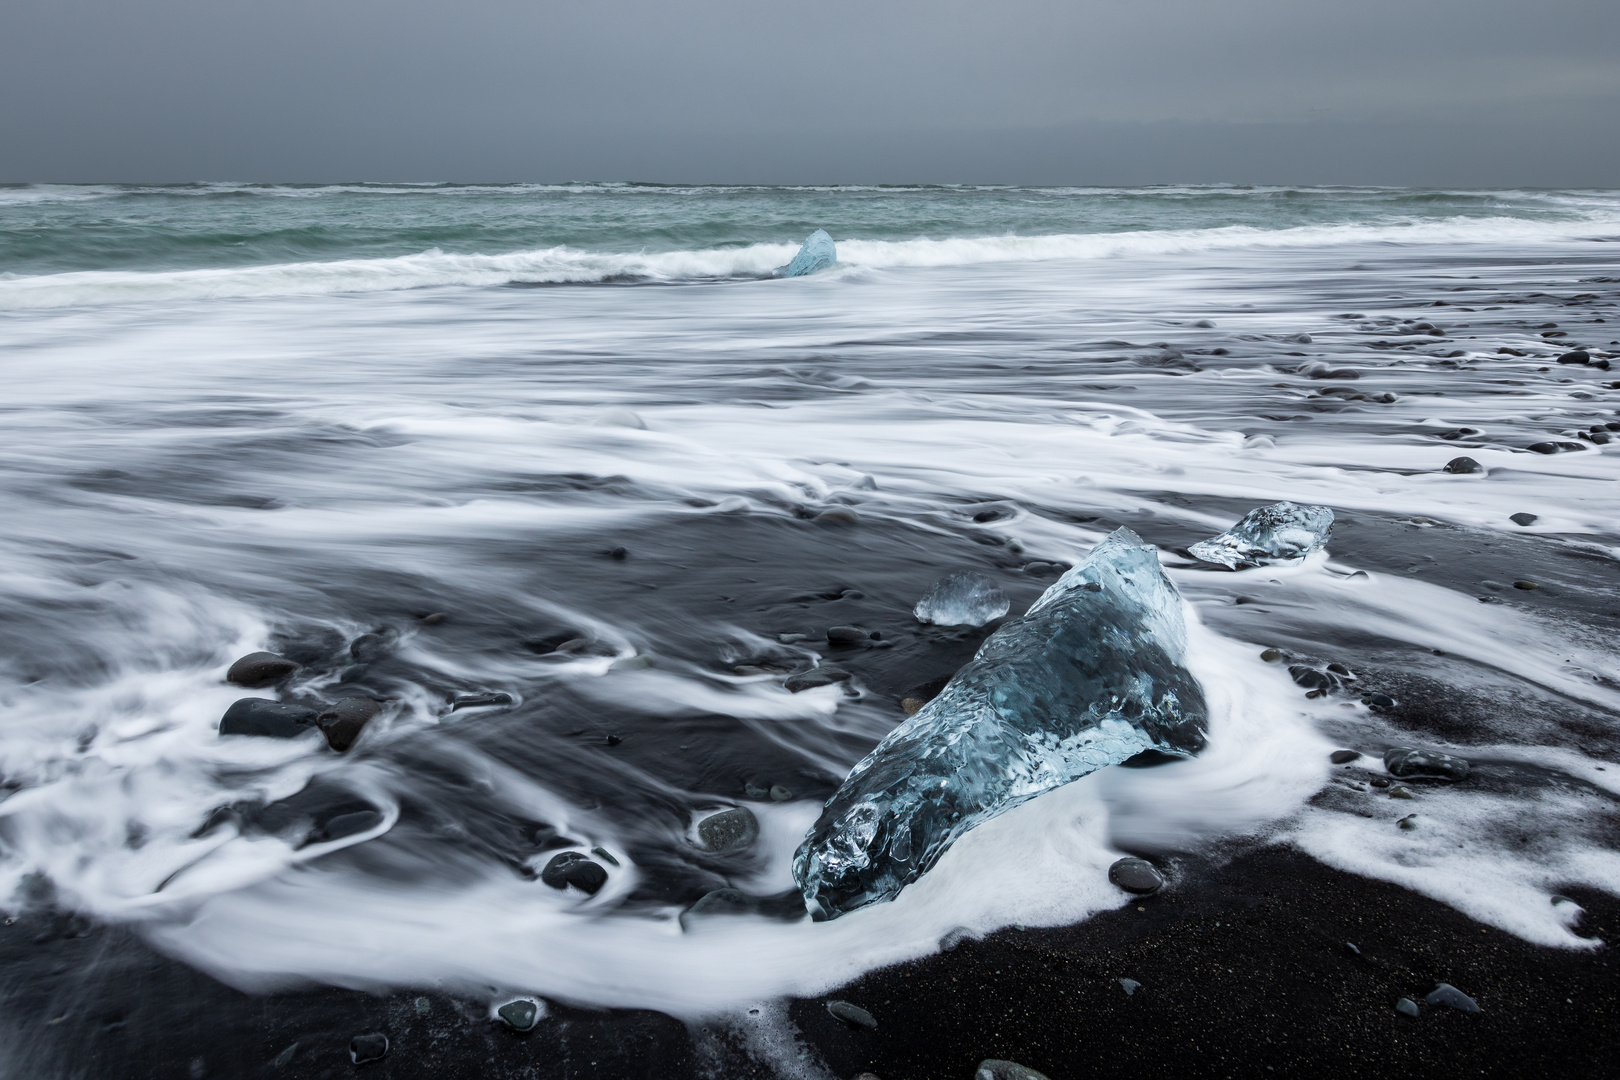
[225,651,299,688]
[1384,746,1470,782]
[218,698,317,738]
[783,667,850,693]
[539,851,608,895]
[826,1000,877,1030]
[816,506,859,525]
[349,1032,388,1065]
[1425,983,1481,1012]
[1395,997,1420,1018]
[1443,456,1482,474]
[826,625,870,645]
[1108,857,1164,895]
[697,807,759,853]
[976,1060,1052,1080]
[1329,749,1361,764]
[316,697,382,752]
[1513,580,1539,590]
[497,998,540,1031]
[1510,512,1538,526]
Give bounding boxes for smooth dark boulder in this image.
[697,807,759,853]
[218,698,318,738]
[1557,351,1591,365]
[1108,857,1165,895]
[225,651,299,688]
[316,697,382,752]
[1385,746,1470,782]
[497,999,540,1031]
[827,1000,877,1030]
[1443,456,1483,474]
[784,667,851,693]
[349,1033,389,1065]
[1510,512,1538,526]
[539,851,608,895]
[1330,749,1361,764]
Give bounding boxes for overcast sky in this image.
[3,0,1616,184]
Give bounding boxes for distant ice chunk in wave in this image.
[793,528,1208,919]
[1188,501,1334,569]
[913,571,1009,627]
[777,229,836,277]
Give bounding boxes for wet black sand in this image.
[3,843,1613,1079]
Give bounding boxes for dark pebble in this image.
[1395,997,1420,1018]
[696,807,759,853]
[826,1000,877,1030]
[1557,350,1591,365]
[1289,666,1334,691]
[1510,512,1538,526]
[1260,648,1284,662]
[218,699,317,738]
[1370,777,1390,788]
[1528,441,1586,454]
[783,667,851,693]
[451,691,515,711]
[225,651,299,689]
[1513,580,1539,590]
[1362,692,1395,711]
[349,1033,388,1065]
[1443,456,1483,474]
[539,851,608,895]
[816,506,859,525]
[418,612,447,625]
[1108,857,1164,895]
[316,697,382,752]
[683,888,754,926]
[1330,749,1361,764]
[976,1061,1052,1080]
[497,999,540,1031]
[1425,983,1481,1012]
[1385,746,1470,782]
[348,632,395,663]
[826,625,870,645]
[608,546,629,560]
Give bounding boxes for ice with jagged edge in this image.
[913,571,1010,627]
[1188,501,1334,569]
[793,528,1208,920]
[777,229,836,277]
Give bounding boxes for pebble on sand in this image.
[827,1000,878,1030]
[1395,997,1420,1018]
[348,1033,389,1065]
[1425,983,1482,1012]
[1108,857,1165,895]
[976,1060,1053,1080]
[225,651,300,688]
[316,697,381,752]
[497,999,541,1031]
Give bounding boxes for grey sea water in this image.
[1,184,1618,1072]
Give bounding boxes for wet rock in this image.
[1426,983,1481,1012]
[745,781,769,799]
[1330,749,1361,764]
[451,691,515,711]
[1260,648,1284,662]
[1290,666,1335,691]
[349,632,396,663]
[349,1033,388,1065]
[1443,456,1483,474]
[1389,785,1415,800]
[976,1061,1052,1080]
[418,612,448,625]
[784,667,851,693]
[225,651,299,689]
[1119,977,1142,996]
[1527,441,1586,454]
[1398,814,1419,830]
[414,996,431,1016]
[816,507,860,526]
[316,697,382,752]
[683,888,754,925]
[1300,361,1356,379]
[1510,512,1538,526]
[1557,350,1592,365]
[697,807,759,853]
[827,625,871,645]
[218,699,317,738]
[539,852,608,895]
[1370,777,1390,788]
[1108,857,1164,895]
[1395,997,1420,1018]
[769,784,793,802]
[1361,692,1395,711]
[608,546,629,561]
[497,999,540,1031]
[1513,580,1539,591]
[1385,746,1470,782]
[826,1000,877,1030]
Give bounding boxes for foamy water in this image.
[0,185,1617,1025]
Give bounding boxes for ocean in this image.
[1,183,1618,1076]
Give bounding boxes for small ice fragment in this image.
[913,571,1010,627]
[794,528,1208,919]
[1119,978,1142,996]
[1425,983,1481,1012]
[1188,501,1334,569]
[777,229,836,277]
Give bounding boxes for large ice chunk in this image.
[913,571,1010,627]
[778,229,836,277]
[1188,501,1334,569]
[793,528,1207,920]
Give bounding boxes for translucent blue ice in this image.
[913,571,1009,627]
[793,528,1208,919]
[1188,501,1334,569]
[778,229,836,277]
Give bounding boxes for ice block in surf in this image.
[793,528,1208,920]
[1188,501,1334,569]
[778,229,836,277]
